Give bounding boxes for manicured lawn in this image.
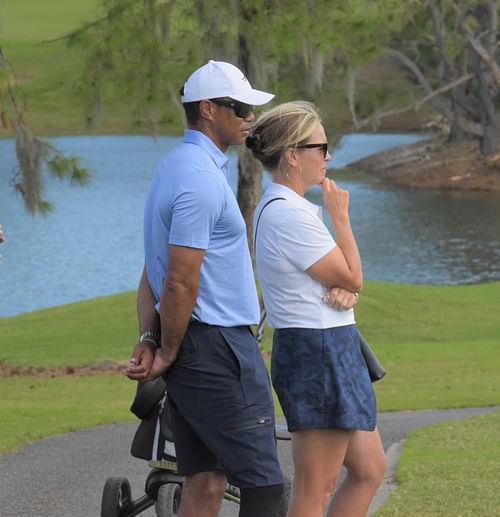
[376,411,500,516]
[0,291,137,367]
[1,0,176,134]
[0,375,135,454]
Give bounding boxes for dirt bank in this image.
[348,136,500,191]
[0,360,125,377]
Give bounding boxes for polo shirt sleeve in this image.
[277,207,335,271]
[169,172,224,249]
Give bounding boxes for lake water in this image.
[1,133,500,318]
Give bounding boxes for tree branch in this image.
[355,72,474,131]
[385,47,451,119]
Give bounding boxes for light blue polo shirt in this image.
[143,129,260,326]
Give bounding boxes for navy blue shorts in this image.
[272,324,377,432]
[165,323,283,488]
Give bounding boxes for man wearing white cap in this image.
[127,61,284,517]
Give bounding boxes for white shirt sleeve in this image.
[276,207,336,271]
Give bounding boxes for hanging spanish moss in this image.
[1,46,91,216]
[14,123,45,215]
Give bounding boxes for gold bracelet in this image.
[354,292,359,303]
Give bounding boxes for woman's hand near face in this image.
[321,179,350,224]
[306,178,363,293]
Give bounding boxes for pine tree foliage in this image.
[0,47,91,215]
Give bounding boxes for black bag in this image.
[129,378,175,461]
[130,377,167,419]
[358,331,386,382]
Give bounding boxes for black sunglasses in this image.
[296,143,329,158]
[210,98,253,119]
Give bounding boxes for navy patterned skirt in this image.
[271,324,377,432]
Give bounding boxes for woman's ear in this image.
[284,147,298,168]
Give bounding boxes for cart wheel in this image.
[101,477,132,517]
[277,475,293,517]
[155,482,182,517]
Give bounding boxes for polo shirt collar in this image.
[264,182,322,218]
[183,129,229,177]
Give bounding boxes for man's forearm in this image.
[159,277,198,364]
[137,266,160,336]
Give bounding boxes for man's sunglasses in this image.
[296,143,329,158]
[210,98,253,119]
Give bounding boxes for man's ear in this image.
[199,100,214,120]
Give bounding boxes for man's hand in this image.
[322,287,358,311]
[125,342,156,380]
[126,343,175,382]
[144,347,175,381]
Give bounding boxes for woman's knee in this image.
[346,452,387,487]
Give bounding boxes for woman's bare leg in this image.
[327,427,386,517]
[287,429,352,517]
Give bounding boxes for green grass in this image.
[376,412,500,516]
[1,0,101,42]
[1,0,166,135]
[0,291,137,366]
[0,375,135,454]
[356,281,500,410]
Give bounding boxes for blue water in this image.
[1,133,499,318]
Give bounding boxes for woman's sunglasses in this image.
[296,143,329,158]
[210,98,253,119]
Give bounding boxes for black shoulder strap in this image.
[253,197,285,249]
[254,196,285,345]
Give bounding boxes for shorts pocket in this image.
[223,416,273,433]
[218,327,273,406]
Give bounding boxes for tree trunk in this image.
[237,23,264,258]
[449,85,470,142]
[237,146,262,260]
[475,3,499,155]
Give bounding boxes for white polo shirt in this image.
[254,183,355,330]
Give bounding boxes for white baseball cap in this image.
[181,60,274,105]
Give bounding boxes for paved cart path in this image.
[1,406,498,517]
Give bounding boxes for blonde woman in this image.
[246,101,386,517]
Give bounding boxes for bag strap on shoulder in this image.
[254,197,285,344]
